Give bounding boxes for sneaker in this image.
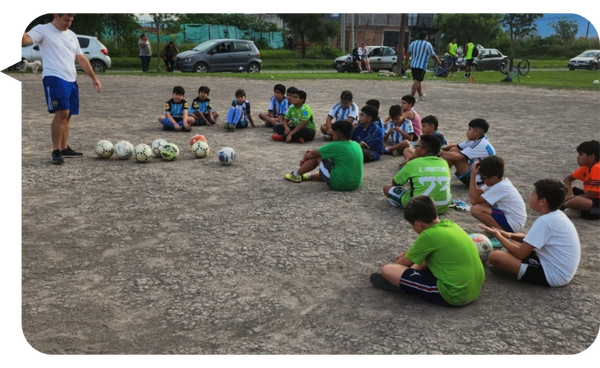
[224,123,236,132]
[284,172,302,183]
[271,134,284,142]
[369,273,403,292]
[391,149,401,157]
[60,146,83,158]
[323,134,332,141]
[419,94,426,101]
[296,138,304,144]
[51,149,64,165]
[301,173,309,181]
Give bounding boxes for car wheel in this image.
[247,62,261,73]
[194,63,208,73]
[591,63,598,70]
[90,60,106,73]
[391,63,398,73]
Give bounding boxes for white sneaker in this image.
[419,94,426,101]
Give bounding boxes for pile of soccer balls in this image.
[95,139,179,162]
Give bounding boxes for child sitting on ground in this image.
[382,104,414,160]
[398,115,447,167]
[469,156,527,233]
[320,90,359,141]
[272,89,316,143]
[441,118,496,188]
[366,99,385,133]
[189,85,218,126]
[258,83,288,129]
[350,105,384,162]
[562,139,600,220]
[158,85,194,132]
[370,195,484,307]
[225,89,255,131]
[482,179,580,287]
[283,120,363,191]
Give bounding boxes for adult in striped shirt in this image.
[404,31,441,102]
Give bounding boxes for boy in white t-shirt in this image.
[469,156,527,233]
[480,179,580,287]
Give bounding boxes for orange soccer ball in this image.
[189,134,207,146]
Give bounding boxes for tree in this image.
[149,13,178,72]
[306,21,339,53]
[550,17,578,44]
[434,14,502,51]
[277,14,329,59]
[178,14,278,32]
[500,14,543,67]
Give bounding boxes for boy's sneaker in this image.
[61,146,83,158]
[296,138,304,144]
[224,123,236,132]
[271,134,284,142]
[419,94,426,101]
[284,172,303,183]
[301,173,309,181]
[51,150,64,165]
[369,273,403,292]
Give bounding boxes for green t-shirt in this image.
[393,156,452,214]
[317,140,363,191]
[285,104,316,131]
[406,219,485,306]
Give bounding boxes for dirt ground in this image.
[16,72,600,357]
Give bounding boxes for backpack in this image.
[472,46,479,58]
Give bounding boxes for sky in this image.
[536,13,598,38]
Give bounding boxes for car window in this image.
[78,37,90,49]
[233,42,251,52]
[370,48,381,57]
[489,50,499,57]
[217,42,233,53]
[382,48,393,57]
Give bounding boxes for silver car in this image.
[568,50,600,70]
[18,34,111,73]
[457,48,508,72]
[174,39,262,73]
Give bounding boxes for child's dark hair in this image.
[404,195,438,224]
[274,84,286,95]
[340,90,353,101]
[235,89,246,97]
[172,86,185,95]
[533,179,567,211]
[294,90,307,102]
[287,86,298,95]
[361,105,378,120]
[198,86,210,94]
[366,99,380,111]
[419,134,442,156]
[389,104,402,118]
[478,156,505,179]
[421,115,439,130]
[331,120,353,140]
[576,140,600,163]
[401,94,416,106]
[468,118,489,134]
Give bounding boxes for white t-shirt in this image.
[523,210,581,287]
[27,23,82,82]
[481,177,527,232]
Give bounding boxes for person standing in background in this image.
[139,33,152,72]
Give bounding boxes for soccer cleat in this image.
[51,150,64,165]
[271,134,284,141]
[284,172,302,183]
[61,146,83,157]
[369,273,403,292]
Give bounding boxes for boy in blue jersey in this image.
[366,99,385,133]
[320,90,359,141]
[259,84,288,129]
[404,31,441,101]
[351,105,384,162]
[225,89,255,131]
[158,86,194,132]
[190,86,219,127]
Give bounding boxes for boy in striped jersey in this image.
[258,84,288,129]
[320,90,359,141]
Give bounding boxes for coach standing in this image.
[22,13,102,165]
[138,33,152,72]
[404,31,440,102]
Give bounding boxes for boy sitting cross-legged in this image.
[562,139,600,220]
[272,89,317,143]
[258,83,288,129]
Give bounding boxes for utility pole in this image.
[398,13,407,71]
[351,14,355,49]
[340,14,345,52]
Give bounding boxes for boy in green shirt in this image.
[370,195,485,307]
[284,120,363,191]
[272,89,316,143]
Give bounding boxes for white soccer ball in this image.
[160,142,179,161]
[134,143,153,163]
[191,140,210,158]
[95,139,114,159]
[218,146,236,165]
[151,139,168,157]
[469,233,493,264]
[594,80,599,85]
[114,140,134,160]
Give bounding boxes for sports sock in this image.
[293,171,299,176]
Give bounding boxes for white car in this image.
[568,50,600,70]
[17,35,111,73]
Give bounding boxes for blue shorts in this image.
[319,159,334,189]
[399,268,452,306]
[491,208,514,232]
[43,76,79,115]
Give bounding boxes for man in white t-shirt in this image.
[469,156,527,233]
[22,14,102,164]
[481,179,580,287]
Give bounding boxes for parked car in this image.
[18,35,111,73]
[456,48,509,72]
[567,50,600,70]
[173,39,262,73]
[333,46,398,73]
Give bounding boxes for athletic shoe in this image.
[419,94,426,101]
[323,134,332,141]
[224,123,236,132]
[296,138,304,144]
[271,134,284,142]
[60,146,82,158]
[369,273,403,292]
[284,172,302,183]
[51,150,64,165]
[391,149,401,157]
[301,174,309,181]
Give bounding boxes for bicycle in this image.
[429,53,455,78]
[500,58,530,82]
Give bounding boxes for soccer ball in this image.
[114,140,134,160]
[469,233,493,263]
[189,134,207,146]
[151,139,168,157]
[594,80,599,85]
[160,142,179,161]
[134,143,153,163]
[191,140,210,158]
[95,140,114,159]
[218,146,236,165]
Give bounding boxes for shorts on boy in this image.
[491,208,515,232]
[43,76,79,114]
[399,268,452,307]
[466,58,474,66]
[192,111,217,126]
[319,159,334,189]
[517,252,550,287]
[386,186,409,208]
[411,68,426,82]
[572,187,600,219]
[162,118,191,132]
